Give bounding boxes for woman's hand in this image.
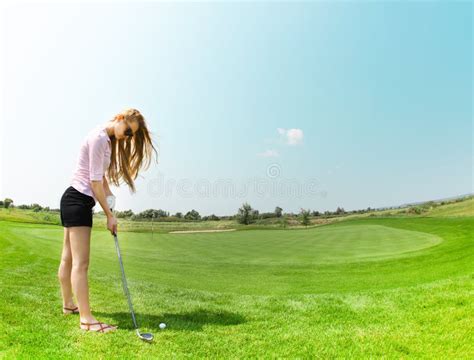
[107,214,118,235]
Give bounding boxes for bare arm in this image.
[102,175,113,197]
[91,179,114,218]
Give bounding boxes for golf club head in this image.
[137,330,154,342]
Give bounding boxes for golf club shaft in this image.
[113,232,139,330]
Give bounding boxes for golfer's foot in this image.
[63,303,79,314]
[80,318,118,333]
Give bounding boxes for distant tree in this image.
[311,210,320,217]
[153,209,169,218]
[184,209,201,221]
[259,212,275,219]
[202,214,220,221]
[137,209,169,219]
[335,207,345,215]
[31,203,43,212]
[236,202,259,225]
[3,198,13,208]
[274,206,283,218]
[299,208,311,226]
[116,209,134,218]
[174,212,183,219]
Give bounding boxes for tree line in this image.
[3,195,472,225]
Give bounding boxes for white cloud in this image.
[277,128,304,145]
[257,149,279,158]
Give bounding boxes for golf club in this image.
[112,228,154,342]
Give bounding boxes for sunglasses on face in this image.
[124,123,134,137]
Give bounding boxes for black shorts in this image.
[60,186,96,227]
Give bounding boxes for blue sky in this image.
[1,1,472,215]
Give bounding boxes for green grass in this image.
[0,200,473,358]
[425,198,474,217]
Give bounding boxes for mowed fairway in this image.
[0,215,473,358]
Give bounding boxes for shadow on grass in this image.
[95,308,246,331]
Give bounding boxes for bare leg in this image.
[69,226,116,332]
[58,227,77,310]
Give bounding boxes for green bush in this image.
[408,206,425,215]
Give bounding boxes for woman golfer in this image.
[58,108,158,333]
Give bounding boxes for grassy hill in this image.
[424,197,474,217]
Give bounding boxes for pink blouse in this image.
[70,124,111,202]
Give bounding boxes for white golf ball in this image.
[159,323,166,329]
